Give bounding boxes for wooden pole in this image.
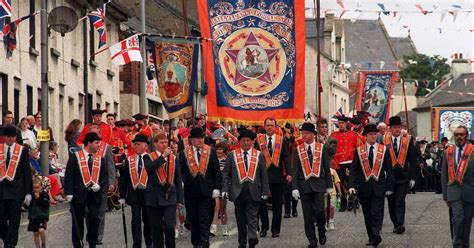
[315,0,322,128]
[402,78,410,132]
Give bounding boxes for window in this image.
[148,100,163,118]
[29,0,36,49]
[87,94,93,122]
[114,102,119,114]
[68,97,74,121]
[37,89,42,112]
[27,86,33,115]
[14,89,19,124]
[59,94,64,133]
[89,27,95,61]
[0,74,7,117]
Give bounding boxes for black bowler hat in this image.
[3,126,17,137]
[132,113,147,120]
[83,132,102,144]
[300,122,317,134]
[350,116,363,124]
[388,116,402,126]
[336,115,350,122]
[441,137,449,142]
[91,109,106,116]
[115,120,127,127]
[238,129,256,140]
[189,127,205,139]
[363,123,379,135]
[132,134,149,144]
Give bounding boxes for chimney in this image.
[451,53,472,80]
[323,13,334,57]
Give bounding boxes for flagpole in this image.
[402,78,410,132]
[315,0,322,127]
[139,0,147,113]
[40,0,49,176]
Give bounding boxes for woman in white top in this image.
[19,117,37,149]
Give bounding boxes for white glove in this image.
[66,195,73,202]
[348,188,356,195]
[326,188,333,194]
[119,198,126,205]
[386,191,393,196]
[23,194,32,206]
[409,180,416,189]
[91,183,101,193]
[261,195,268,200]
[221,192,228,199]
[292,190,300,200]
[212,189,220,199]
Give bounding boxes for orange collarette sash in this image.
[0,144,23,181]
[234,148,259,183]
[257,134,283,169]
[384,133,410,168]
[357,144,385,182]
[297,142,323,180]
[185,145,210,178]
[76,150,101,187]
[128,155,148,189]
[97,141,107,158]
[447,144,473,185]
[149,151,176,186]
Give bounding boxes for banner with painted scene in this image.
[357,71,397,123]
[198,0,306,124]
[432,107,474,143]
[150,41,199,119]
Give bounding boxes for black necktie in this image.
[6,146,11,167]
[87,154,93,173]
[138,155,143,176]
[393,137,398,156]
[268,137,273,156]
[457,146,463,166]
[307,145,313,168]
[243,151,249,171]
[196,148,201,163]
[369,146,374,169]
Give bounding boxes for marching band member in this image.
[64,132,108,248]
[119,134,153,248]
[222,130,269,248]
[76,109,114,145]
[292,123,332,248]
[133,114,152,139]
[348,124,394,247]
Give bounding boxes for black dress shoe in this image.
[338,207,346,212]
[397,226,406,234]
[373,236,382,246]
[284,213,291,218]
[260,228,267,237]
[366,239,374,246]
[319,234,327,245]
[202,240,210,248]
[249,238,259,248]
[272,233,280,238]
[292,211,298,217]
[308,245,318,248]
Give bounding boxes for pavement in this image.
[14,192,466,247]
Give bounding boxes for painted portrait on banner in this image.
[357,71,396,123]
[151,42,198,118]
[433,107,474,143]
[198,0,306,124]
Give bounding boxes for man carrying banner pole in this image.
[255,117,291,238]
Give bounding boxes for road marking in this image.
[20,210,69,226]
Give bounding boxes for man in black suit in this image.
[349,124,394,247]
[292,123,332,248]
[64,132,109,248]
[179,127,221,248]
[383,116,417,234]
[119,134,153,248]
[442,126,474,247]
[222,130,269,248]
[0,126,31,248]
[146,132,184,248]
[255,117,291,238]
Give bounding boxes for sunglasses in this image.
[454,133,466,137]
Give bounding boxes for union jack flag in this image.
[88,4,107,48]
[331,107,344,124]
[3,14,33,58]
[0,0,12,18]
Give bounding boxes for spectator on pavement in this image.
[19,117,37,149]
[28,178,50,248]
[64,119,82,157]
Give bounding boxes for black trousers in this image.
[0,199,22,248]
[284,182,298,215]
[359,193,385,240]
[187,196,212,246]
[70,194,101,248]
[450,200,474,248]
[148,205,176,248]
[387,182,408,227]
[235,183,260,246]
[130,203,152,248]
[300,192,325,246]
[336,164,349,209]
[259,183,283,234]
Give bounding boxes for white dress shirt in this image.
[455,144,467,165]
[266,133,276,151]
[366,143,379,166]
[392,135,401,151]
[241,148,252,171]
[193,146,202,163]
[3,143,15,163]
[305,141,315,153]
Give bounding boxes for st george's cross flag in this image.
[110,34,142,66]
[88,3,107,48]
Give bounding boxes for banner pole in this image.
[315,0,322,127]
[402,78,410,132]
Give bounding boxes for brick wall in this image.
[119,61,140,95]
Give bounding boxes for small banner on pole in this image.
[37,130,51,142]
[357,71,397,123]
[150,41,198,119]
[198,0,306,124]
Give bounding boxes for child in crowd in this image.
[328,168,341,230]
[210,142,229,236]
[28,179,50,248]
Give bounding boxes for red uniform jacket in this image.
[330,130,359,169]
[76,122,114,145]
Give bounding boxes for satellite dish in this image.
[48,6,79,36]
